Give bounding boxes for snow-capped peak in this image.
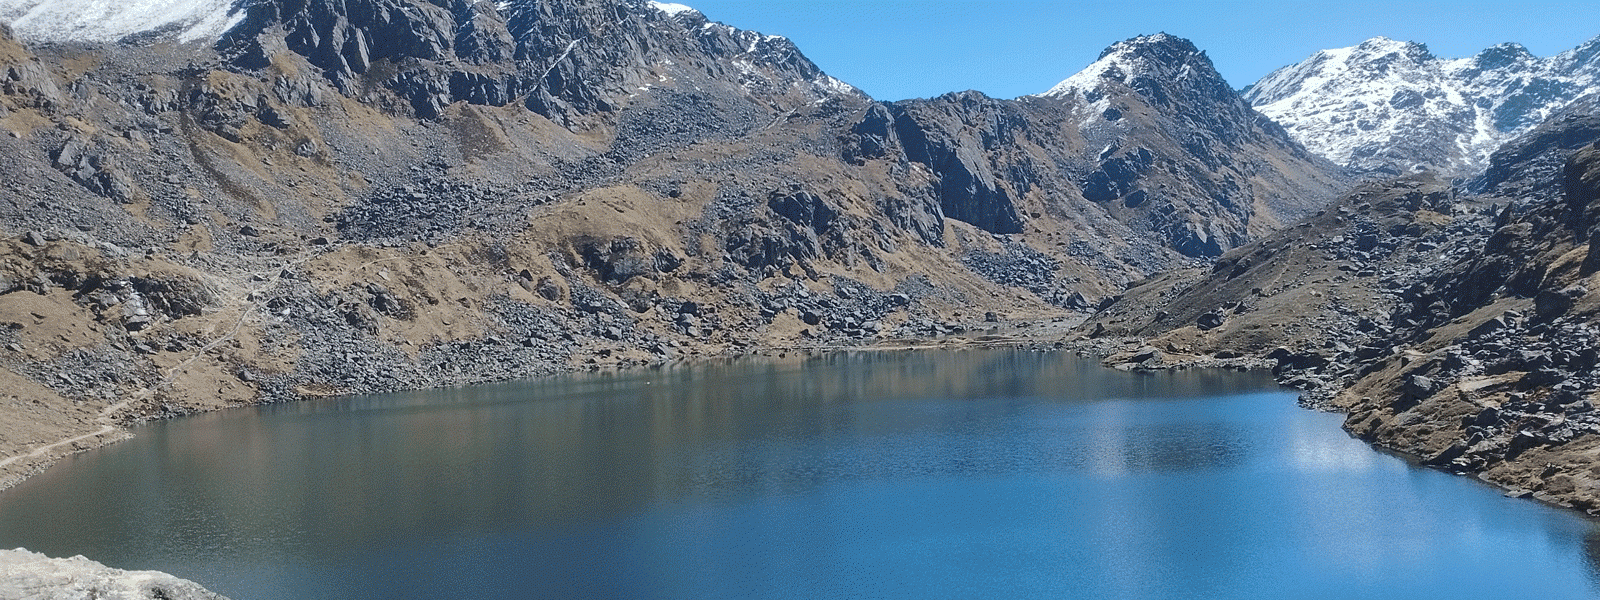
[1246,35,1600,175]
[650,2,697,17]
[0,0,247,43]
[1034,33,1205,99]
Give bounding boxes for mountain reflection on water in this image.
[1,349,1597,600]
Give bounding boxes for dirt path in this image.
[0,249,328,490]
[0,424,118,471]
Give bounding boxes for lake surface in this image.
[3,348,1599,599]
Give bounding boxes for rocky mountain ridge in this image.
[1026,33,1338,255]
[1247,35,1600,176]
[212,0,862,121]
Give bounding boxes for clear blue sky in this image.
[674,0,1600,101]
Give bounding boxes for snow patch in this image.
[1037,43,1141,99]
[814,74,859,96]
[0,0,247,43]
[650,1,696,16]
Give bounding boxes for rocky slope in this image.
[1247,35,1600,176]
[0,0,1345,493]
[1081,112,1600,513]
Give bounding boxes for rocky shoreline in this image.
[1069,335,1600,513]
[10,311,1586,512]
[1079,140,1600,517]
[0,303,1081,491]
[3,318,1597,597]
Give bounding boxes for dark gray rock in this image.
[1404,374,1439,399]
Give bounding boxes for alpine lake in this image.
[3,348,1599,599]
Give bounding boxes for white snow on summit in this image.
[650,2,696,17]
[1037,33,1189,100]
[1030,33,1222,127]
[0,0,246,43]
[1246,35,1600,174]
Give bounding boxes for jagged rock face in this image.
[1039,33,1238,107]
[1566,143,1600,249]
[0,22,60,107]
[1,5,1343,267]
[882,92,1029,235]
[210,17,1341,263]
[1246,36,1600,176]
[846,73,1347,259]
[218,0,858,120]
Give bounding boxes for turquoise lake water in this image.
[2,348,1598,599]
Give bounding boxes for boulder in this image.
[1403,374,1439,399]
[0,548,230,600]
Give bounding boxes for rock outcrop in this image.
[837,34,1351,263]
[0,548,229,600]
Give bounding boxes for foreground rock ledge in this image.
[0,548,229,600]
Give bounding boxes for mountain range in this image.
[1245,35,1600,176]
[1,0,1600,589]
